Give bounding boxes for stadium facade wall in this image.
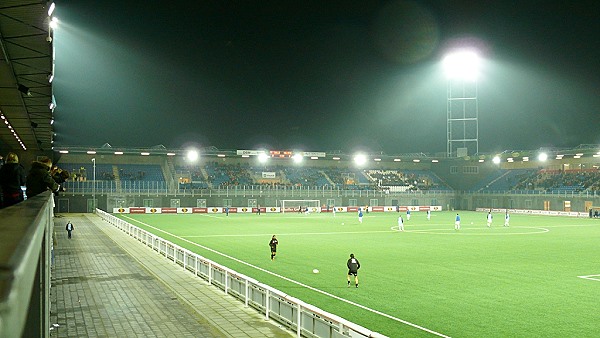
[429,160,514,190]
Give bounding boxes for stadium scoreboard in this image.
[270,150,293,158]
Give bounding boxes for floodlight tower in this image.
[443,50,480,158]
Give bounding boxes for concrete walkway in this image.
[50,213,294,338]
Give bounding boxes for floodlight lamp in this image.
[492,156,501,164]
[354,154,367,166]
[292,154,303,163]
[538,153,548,162]
[258,152,269,163]
[187,149,199,162]
[50,17,58,29]
[48,2,56,16]
[443,50,480,81]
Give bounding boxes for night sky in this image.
[53,1,600,155]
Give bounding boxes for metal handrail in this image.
[0,192,53,338]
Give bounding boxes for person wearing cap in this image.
[0,152,26,207]
[26,156,59,198]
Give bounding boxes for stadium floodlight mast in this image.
[538,152,548,162]
[443,49,481,158]
[443,50,480,81]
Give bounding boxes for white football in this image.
[341,222,345,225]
[313,269,319,274]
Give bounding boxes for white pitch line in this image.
[577,274,600,282]
[121,215,450,338]
[405,227,550,235]
[532,223,598,228]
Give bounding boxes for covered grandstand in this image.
[50,144,600,213]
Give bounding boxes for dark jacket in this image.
[26,161,59,198]
[347,257,360,272]
[0,163,26,192]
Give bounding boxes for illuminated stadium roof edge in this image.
[53,144,600,162]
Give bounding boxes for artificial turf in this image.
[117,210,600,337]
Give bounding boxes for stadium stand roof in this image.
[0,1,54,152]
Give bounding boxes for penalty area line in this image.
[121,215,450,338]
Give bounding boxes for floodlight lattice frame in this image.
[446,78,479,157]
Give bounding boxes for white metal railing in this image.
[96,209,386,338]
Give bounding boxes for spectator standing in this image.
[65,221,74,239]
[0,153,26,208]
[26,156,59,198]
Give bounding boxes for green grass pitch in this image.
[117,211,600,337]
